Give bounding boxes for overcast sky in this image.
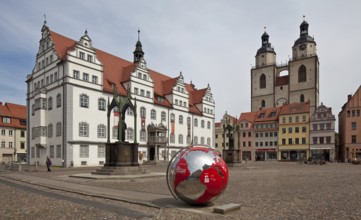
[0,0,360,123]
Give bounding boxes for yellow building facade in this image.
[278,102,310,161]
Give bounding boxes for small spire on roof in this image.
[303,15,306,21]
[138,29,140,41]
[85,29,88,35]
[264,26,266,33]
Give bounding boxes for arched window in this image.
[170,113,175,122]
[179,115,183,124]
[48,97,53,110]
[56,122,62,137]
[187,117,191,125]
[194,118,198,127]
[260,74,266,89]
[140,107,146,118]
[298,65,306,82]
[79,122,89,137]
[261,100,265,108]
[48,124,53,138]
[161,111,166,121]
[201,120,205,128]
[207,138,211,147]
[151,109,156,120]
[97,124,106,138]
[178,134,183,144]
[56,93,61,107]
[194,136,198,144]
[300,94,305,103]
[201,137,205,145]
[207,121,211,129]
[80,94,89,108]
[98,98,106,111]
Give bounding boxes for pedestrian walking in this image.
[46,156,52,172]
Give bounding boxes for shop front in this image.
[256,149,277,161]
[279,150,307,161]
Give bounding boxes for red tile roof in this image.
[275,75,289,86]
[239,112,257,123]
[254,106,282,122]
[0,102,26,129]
[279,101,310,115]
[49,29,207,115]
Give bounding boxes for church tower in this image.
[251,28,277,111]
[251,18,319,114]
[288,17,319,114]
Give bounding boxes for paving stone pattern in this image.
[1,162,361,219]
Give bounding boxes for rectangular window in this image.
[295,116,299,122]
[56,145,61,158]
[54,72,58,80]
[140,130,146,141]
[21,142,25,149]
[282,139,286,145]
[282,128,286,134]
[274,132,277,137]
[352,110,355,117]
[98,125,106,138]
[140,89,145,96]
[302,115,307,122]
[289,116,293,123]
[243,141,246,147]
[87,54,93,62]
[326,136,331,144]
[98,145,105,158]
[288,138,292,145]
[352,122,357,130]
[9,130,13,136]
[288,127,292,133]
[80,145,89,158]
[73,70,80,79]
[255,142,258,147]
[282,117,286,123]
[302,138,306,144]
[1,141,5,148]
[313,124,318,130]
[9,142,13,148]
[302,127,307,132]
[79,52,85,60]
[146,91,151,98]
[248,132,251,137]
[113,127,118,139]
[134,88,138,95]
[295,138,299,145]
[351,135,356,144]
[295,127,299,133]
[313,137,317,144]
[243,132,246,137]
[248,141,251,147]
[347,111,350,117]
[92,75,98,84]
[50,145,54,158]
[357,109,360,117]
[320,124,325,130]
[83,73,89,81]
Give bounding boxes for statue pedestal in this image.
[92,142,148,175]
[105,142,139,166]
[223,149,242,165]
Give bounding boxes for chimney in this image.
[348,94,352,101]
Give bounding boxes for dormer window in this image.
[2,117,11,124]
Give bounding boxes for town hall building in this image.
[26,22,215,167]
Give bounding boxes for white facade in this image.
[27,23,215,167]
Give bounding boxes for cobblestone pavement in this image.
[1,162,361,219]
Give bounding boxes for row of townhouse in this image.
[27,22,215,167]
[0,102,27,163]
[215,101,336,162]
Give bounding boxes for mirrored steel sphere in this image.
[166,146,229,205]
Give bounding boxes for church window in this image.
[261,100,265,108]
[260,74,266,89]
[298,65,307,82]
[300,94,305,102]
